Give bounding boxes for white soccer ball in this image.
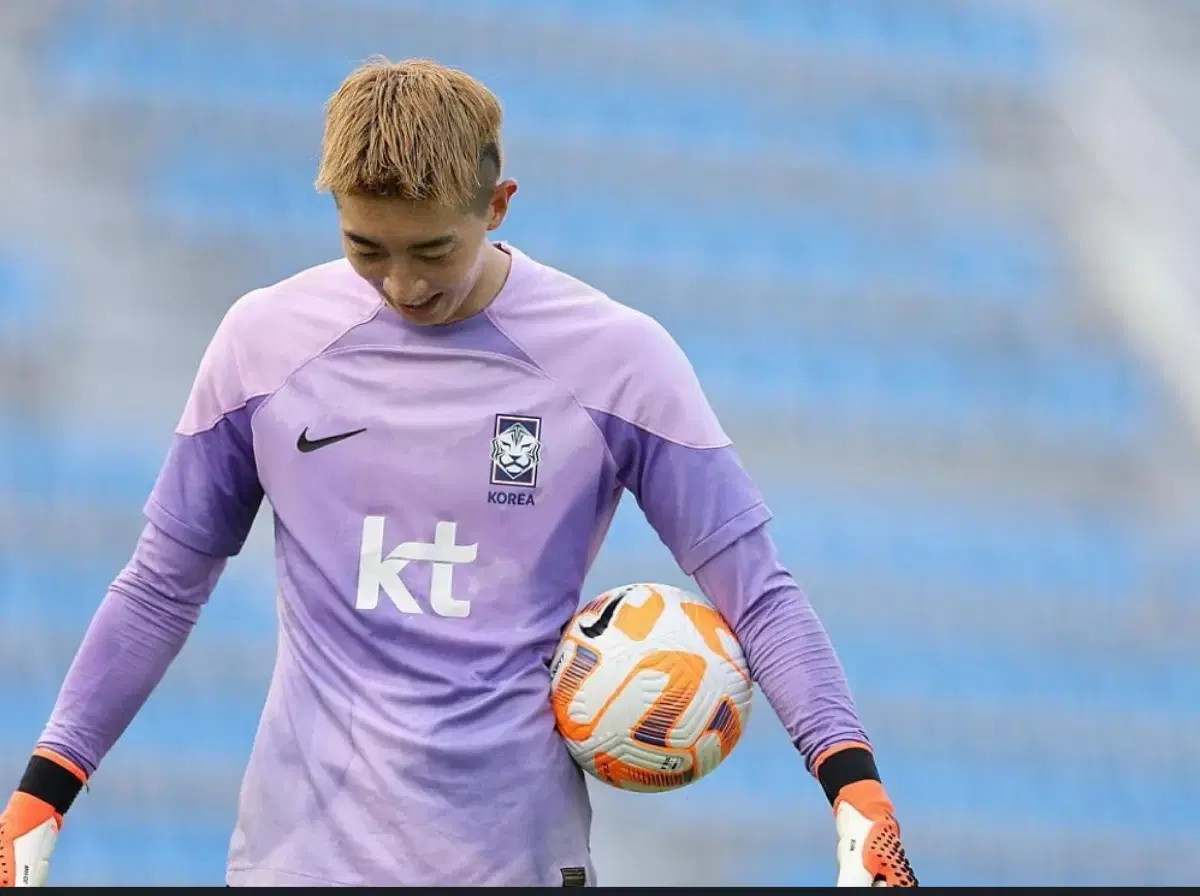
[550,582,753,793]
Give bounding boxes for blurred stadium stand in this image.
[2,0,1199,886]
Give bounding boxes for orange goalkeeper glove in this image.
[817,744,918,887]
[0,749,88,888]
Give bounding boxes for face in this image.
[336,181,517,325]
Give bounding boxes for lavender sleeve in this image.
[579,313,865,769]
[37,523,226,775]
[589,411,772,574]
[693,523,869,772]
[144,291,266,559]
[37,303,266,774]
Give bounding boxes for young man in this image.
[0,59,917,887]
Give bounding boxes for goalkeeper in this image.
[1,58,916,888]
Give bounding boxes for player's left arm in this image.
[693,528,917,887]
[596,315,915,887]
[1,293,265,887]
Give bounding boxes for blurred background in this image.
[1,0,1198,886]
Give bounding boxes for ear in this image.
[485,179,518,231]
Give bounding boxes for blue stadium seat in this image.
[686,341,1151,447]
[0,560,111,632]
[0,429,55,501]
[714,728,1200,833]
[50,819,232,885]
[0,692,62,756]
[48,24,958,170]
[116,701,262,760]
[0,555,277,638]
[197,576,280,639]
[149,149,1048,286]
[598,485,1143,599]
[0,252,49,336]
[829,636,1198,714]
[773,490,1141,596]
[62,0,1049,83]
[4,670,264,761]
[687,686,1200,831]
[591,334,1147,449]
[471,0,1051,80]
[0,421,164,510]
[1165,541,1200,598]
[142,145,1059,319]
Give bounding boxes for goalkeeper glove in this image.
[0,749,88,888]
[817,744,917,887]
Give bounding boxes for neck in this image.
[447,242,512,324]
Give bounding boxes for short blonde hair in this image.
[315,57,503,209]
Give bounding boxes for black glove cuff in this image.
[18,755,84,816]
[817,746,880,805]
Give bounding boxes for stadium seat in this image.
[3,666,264,761]
[50,25,959,170]
[50,819,233,885]
[410,0,1050,79]
[0,419,164,510]
[0,251,49,336]
[687,341,1149,444]
[52,0,1050,87]
[0,553,277,636]
[715,717,1200,833]
[596,483,1142,598]
[150,149,1048,288]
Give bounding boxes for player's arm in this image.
[692,527,916,887]
[600,316,915,887]
[0,300,265,888]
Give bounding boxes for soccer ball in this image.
[550,582,753,793]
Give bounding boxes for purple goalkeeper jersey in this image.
[36,245,868,886]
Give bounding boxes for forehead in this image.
[336,193,474,245]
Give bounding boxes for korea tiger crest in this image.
[490,415,542,488]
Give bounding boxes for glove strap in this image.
[815,743,880,805]
[17,749,87,817]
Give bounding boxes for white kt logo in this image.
[356,517,477,618]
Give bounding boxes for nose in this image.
[383,265,431,307]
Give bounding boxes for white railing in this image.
[1049,0,1200,444]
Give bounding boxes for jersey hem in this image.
[143,498,238,558]
[678,501,773,575]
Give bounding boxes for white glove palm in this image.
[0,794,61,888]
[833,782,917,887]
[1,749,86,889]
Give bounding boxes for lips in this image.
[393,292,448,322]
[400,292,442,310]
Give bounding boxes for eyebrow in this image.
[343,231,456,252]
[409,234,457,251]
[343,231,382,249]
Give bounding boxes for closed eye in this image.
[347,241,384,260]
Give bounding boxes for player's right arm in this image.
[582,307,915,886]
[0,297,265,887]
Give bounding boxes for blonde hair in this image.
[315,57,503,209]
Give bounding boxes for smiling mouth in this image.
[399,293,442,310]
